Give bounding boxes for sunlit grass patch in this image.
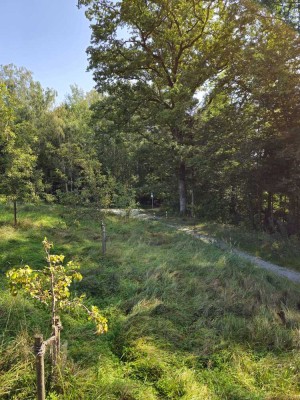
[0,203,300,399]
[190,220,300,272]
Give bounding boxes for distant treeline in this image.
[0,1,300,233]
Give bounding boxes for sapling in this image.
[6,237,108,397]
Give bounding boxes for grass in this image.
[191,221,300,272]
[149,210,300,272]
[0,203,300,399]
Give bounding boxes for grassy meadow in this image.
[1,203,300,399]
[153,212,300,272]
[191,222,300,272]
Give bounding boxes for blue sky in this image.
[0,0,94,103]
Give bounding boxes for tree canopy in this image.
[0,0,300,232]
[78,0,260,213]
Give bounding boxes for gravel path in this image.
[177,227,300,284]
[103,208,300,284]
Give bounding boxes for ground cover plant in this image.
[1,203,300,399]
[157,211,300,272]
[6,237,108,399]
[195,222,300,273]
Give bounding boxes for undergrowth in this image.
[0,203,300,399]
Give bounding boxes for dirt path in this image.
[103,209,300,284]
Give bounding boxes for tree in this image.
[6,238,108,397]
[37,86,115,206]
[78,0,253,213]
[188,12,300,228]
[7,237,108,337]
[258,0,300,31]
[0,65,55,224]
[0,82,15,152]
[0,80,38,225]
[1,136,41,226]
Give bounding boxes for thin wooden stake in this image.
[50,315,63,384]
[34,334,45,400]
[101,220,106,255]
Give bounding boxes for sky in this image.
[0,0,95,103]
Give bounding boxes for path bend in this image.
[103,208,300,284]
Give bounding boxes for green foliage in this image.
[0,82,15,140]
[189,220,300,272]
[2,0,300,394]
[258,0,300,31]
[78,0,257,213]
[6,237,108,335]
[0,65,53,223]
[74,0,300,224]
[1,204,300,398]
[1,1,300,226]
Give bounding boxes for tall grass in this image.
[191,220,300,272]
[0,203,300,399]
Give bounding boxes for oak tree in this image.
[78,0,253,213]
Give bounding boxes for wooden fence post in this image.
[34,334,45,400]
[101,220,106,255]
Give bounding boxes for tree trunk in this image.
[13,200,17,227]
[50,271,58,372]
[178,161,187,214]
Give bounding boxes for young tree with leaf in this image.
[6,238,107,387]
